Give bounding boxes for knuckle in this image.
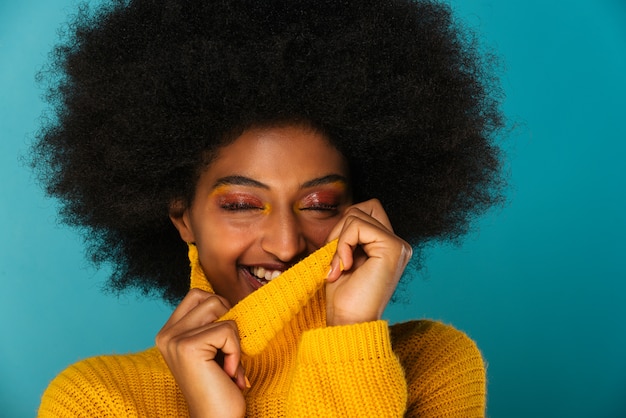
[155,332,166,350]
[343,213,358,225]
[400,240,413,263]
[176,336,199,357]
[223,320,241,337]
[155,327,174,349]
[342,204,363,216]
[343,212,364,227]
[204,295,228,313]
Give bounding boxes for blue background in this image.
[2,1,625,416]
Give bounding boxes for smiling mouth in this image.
[250,266,282,282]
[242,265,284,290]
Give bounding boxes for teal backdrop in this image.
[2,1,625,416]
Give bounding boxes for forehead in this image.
[202,124,349,188]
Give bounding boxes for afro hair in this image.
[31,0,505,303]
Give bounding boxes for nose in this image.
[260,206,306,263]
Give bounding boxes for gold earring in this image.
[187,243,214,293]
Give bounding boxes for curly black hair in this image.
[31,0,505,304]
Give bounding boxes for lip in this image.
[240,266,267,291]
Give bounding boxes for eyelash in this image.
[299,203,339,212]
[220,202,264,211]
[217,190,343,214]
[221,203,339,213]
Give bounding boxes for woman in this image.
[32,0,504,416]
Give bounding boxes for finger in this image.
[183,321,250,390]
[327,216,398,282]
[339,218,391,267]
[233,362,250,391]
[336,218,412,273]
[326,199,393,243]
[208,320,242,381]
[157,292,231,347]
[344,199,393,232]
[161,289,230,330]
[159,298,230,344]
[168,320,241,369]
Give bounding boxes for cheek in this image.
[193,216,259,260]
[300,219,337,248]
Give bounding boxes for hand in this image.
[156,289,247,418]
[325,199,413,326]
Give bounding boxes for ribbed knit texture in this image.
[39,241,486,417]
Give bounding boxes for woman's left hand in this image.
[325,199,413,326]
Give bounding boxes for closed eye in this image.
[220,202,265,211]
[299,203,339,212]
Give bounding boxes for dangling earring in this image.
[188,243,214,293]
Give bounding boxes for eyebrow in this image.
[301,174,349,189]
[213,175,269,189]
[212,174,349,190]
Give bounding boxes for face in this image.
[170,124,351,306]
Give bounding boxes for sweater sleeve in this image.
[286,320,407,417]
[38,360,124,418]
[38,348,188,418]
[391,320,486,418]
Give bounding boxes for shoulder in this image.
[389,319,485,374]
[39,347,185,417]
[389,320,486,416]
[390,319,482,358]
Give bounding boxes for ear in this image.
[169,199,196,243]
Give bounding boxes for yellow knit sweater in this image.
[39,241,486,417]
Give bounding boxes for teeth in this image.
[251,266,282,282]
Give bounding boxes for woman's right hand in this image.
[156,289,247,418]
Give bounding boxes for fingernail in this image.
[245,375,251,389]
[326,266,333,279]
